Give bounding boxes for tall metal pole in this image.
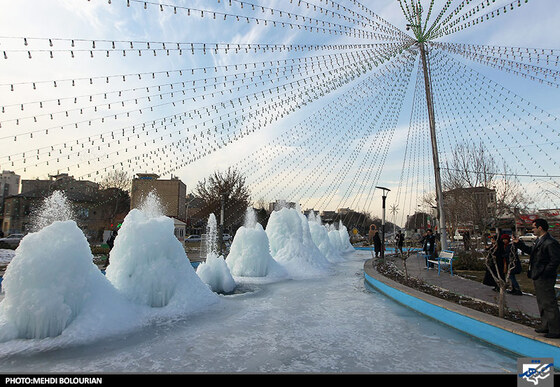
[219,193,225,256]
[376,186,390,261]
[419,42,449,251]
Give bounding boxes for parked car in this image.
[222,234,232,241]
[0,233,25,248]
[519,233,538,244]
[185,235,202,243]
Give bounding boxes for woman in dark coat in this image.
[373,231,382,258]
[483,234,506,290]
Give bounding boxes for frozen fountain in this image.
[196,214,236,294]
[0,190,218,344]
[106,191,216,308]
[226,207,287,279]
[0,191,130,341]
[265,207,331,279]
[307,211,344,263]
[337,221,355,253]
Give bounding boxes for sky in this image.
[0,0,559,225]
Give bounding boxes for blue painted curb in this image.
[364,269,560,365]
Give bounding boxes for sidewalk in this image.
[389,251,540,318]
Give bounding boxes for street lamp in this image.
[376,186,391,261]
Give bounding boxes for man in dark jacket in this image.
[422,229,436,268]
[514,219,560,338]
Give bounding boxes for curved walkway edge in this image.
[363,259,560,366]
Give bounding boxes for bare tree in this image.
[484,243,518,318]
[195,167,251,230]
[98,170,131,228]
[442,142,531,236]
[99,170,131,192]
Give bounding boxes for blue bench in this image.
[427,250,455,276]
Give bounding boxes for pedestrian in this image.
[463,230,471,251]
[368,224,376,245]
[107,230,117,250]
[483,234,506,291]
[513,219,560,338]
[106,229,118,267]
[396,231,404,255]
[373,230,382,258]
[422,229,436,268]
[501,234,523,295]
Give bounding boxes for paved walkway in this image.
[387,251,540,318]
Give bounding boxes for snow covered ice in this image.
[226,208,288,279]
[265,207,332,279]
[307,211,344,263]
[105,191,218,309]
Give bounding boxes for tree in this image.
[484,243,518,318]
[98,170,131,231]
[194,167,251,231]
[99,170,131,192]
[442,142,532,236]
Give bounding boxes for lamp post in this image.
[376,186,391,261]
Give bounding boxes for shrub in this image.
[452,251,486,271]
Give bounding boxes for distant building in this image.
[1,171,20,198]
[337,207,351,215]
[320,210,337,223]
[130,173,187,241]
[443,186,496,232]
[514,209,560,239]
[0,171,21,233]
[268,200,297,212]
[2,173,129,241]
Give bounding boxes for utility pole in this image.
[419,42,449,251]
[219,192,225,256]
[376,186,391,261]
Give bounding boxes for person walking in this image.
[501,234,523,295]
[483,234,504,291]
[106,229,118,268]
[396,231,404,256]
[422,229,436,268]
[513,219,560,338]
[368,224,376,245]
[373,230,382,258]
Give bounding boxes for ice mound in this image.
[226,210,287,279]
[197,252,236,293]
[106,208,216,308]
[0,221,122,340]
[307,212,344,263]
[337,221,355,253]
[266,207,331,278]
[328,223,344,252]
[196,214,236,293]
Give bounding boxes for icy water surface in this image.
[0,251,517,373]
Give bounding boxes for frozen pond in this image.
[0,251,517,373]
